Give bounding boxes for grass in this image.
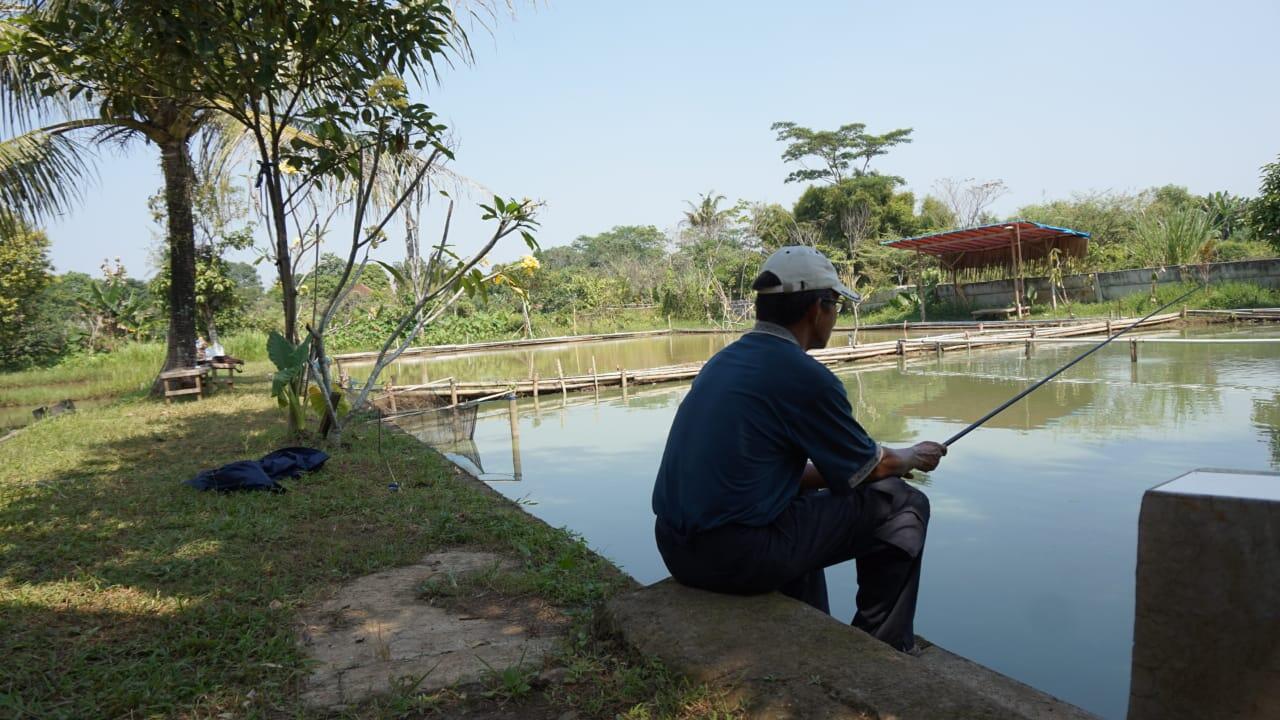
[0,332,272,411]
[0,390,735,718]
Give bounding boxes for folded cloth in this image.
[185,446,329,493]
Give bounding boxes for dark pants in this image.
[655,477,929,652]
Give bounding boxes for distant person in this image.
[651,246,947,654]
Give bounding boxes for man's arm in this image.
[802,442,947,489]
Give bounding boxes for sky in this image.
[38,0,1280,282]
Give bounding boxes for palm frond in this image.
[0,127,96,233]
[0,7,97,132]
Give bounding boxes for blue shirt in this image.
[651,324,881,535]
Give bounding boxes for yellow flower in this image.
[519,254,540,273]
[279,161,299,176]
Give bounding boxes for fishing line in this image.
[944,283,1204,448]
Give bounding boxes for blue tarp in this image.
[185,447,329,493]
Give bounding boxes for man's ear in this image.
[804,298,824,324]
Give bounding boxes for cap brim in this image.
[832,281,862,304]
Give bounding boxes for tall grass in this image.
[1132,208,1217,267]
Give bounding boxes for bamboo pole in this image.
[449,378,458,406]
[508,395,522,480]
[1130,339,1138,363]
[388,376,397,413]
[591,355,599,396]
[556,359,568,400]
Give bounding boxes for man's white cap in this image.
[756,246,861,303]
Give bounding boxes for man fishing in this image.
[651,245,947,654]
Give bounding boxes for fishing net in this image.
[375,391,482,466]
[406,404,478,446]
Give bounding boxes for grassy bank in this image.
[0,332,273,412]
[0,393,733,718]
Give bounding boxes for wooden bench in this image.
[159,367,208,404]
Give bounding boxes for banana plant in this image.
[268,331,312,432]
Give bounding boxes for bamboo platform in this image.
[1184,308,1280,321]
[377,313,1198,403]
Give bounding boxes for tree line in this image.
[2,1,1278,435]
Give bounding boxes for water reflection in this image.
[395,326,1280,720]
[1253,393,1280,463]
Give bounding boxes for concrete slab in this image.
[299,550,564,708]
[1129,468,1280,720]
[603,578,1095,719]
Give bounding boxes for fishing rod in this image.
[943,283,1204,447]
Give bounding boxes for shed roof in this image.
[881,220,1090,271]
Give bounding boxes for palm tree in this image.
[683,190,733,232]
[0,2,206,388]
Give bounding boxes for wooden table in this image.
[207,359,243,390]
[159,367,208,404]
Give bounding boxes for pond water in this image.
[342,327,940,385]
[394,324,1280,720]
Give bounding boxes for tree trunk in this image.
[203,307,220,347]
[151,138,199,395]
[266,173,298,344]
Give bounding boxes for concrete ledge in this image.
[603,579,1095,719]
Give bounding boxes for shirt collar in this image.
[749,320,800,346]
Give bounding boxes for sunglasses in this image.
[820,295,848,313]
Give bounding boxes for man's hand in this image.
[871,441,948,481]
[908,441,947,472]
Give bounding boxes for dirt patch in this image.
[299,550,568,709]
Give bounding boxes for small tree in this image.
[933,178,1008,228]
[772,121,913,185]
[1249,154,1280,252]
[253,67,540,440]
[0,222,52,369]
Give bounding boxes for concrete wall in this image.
[1128,468,1280,720]
[862,258,1280,311]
